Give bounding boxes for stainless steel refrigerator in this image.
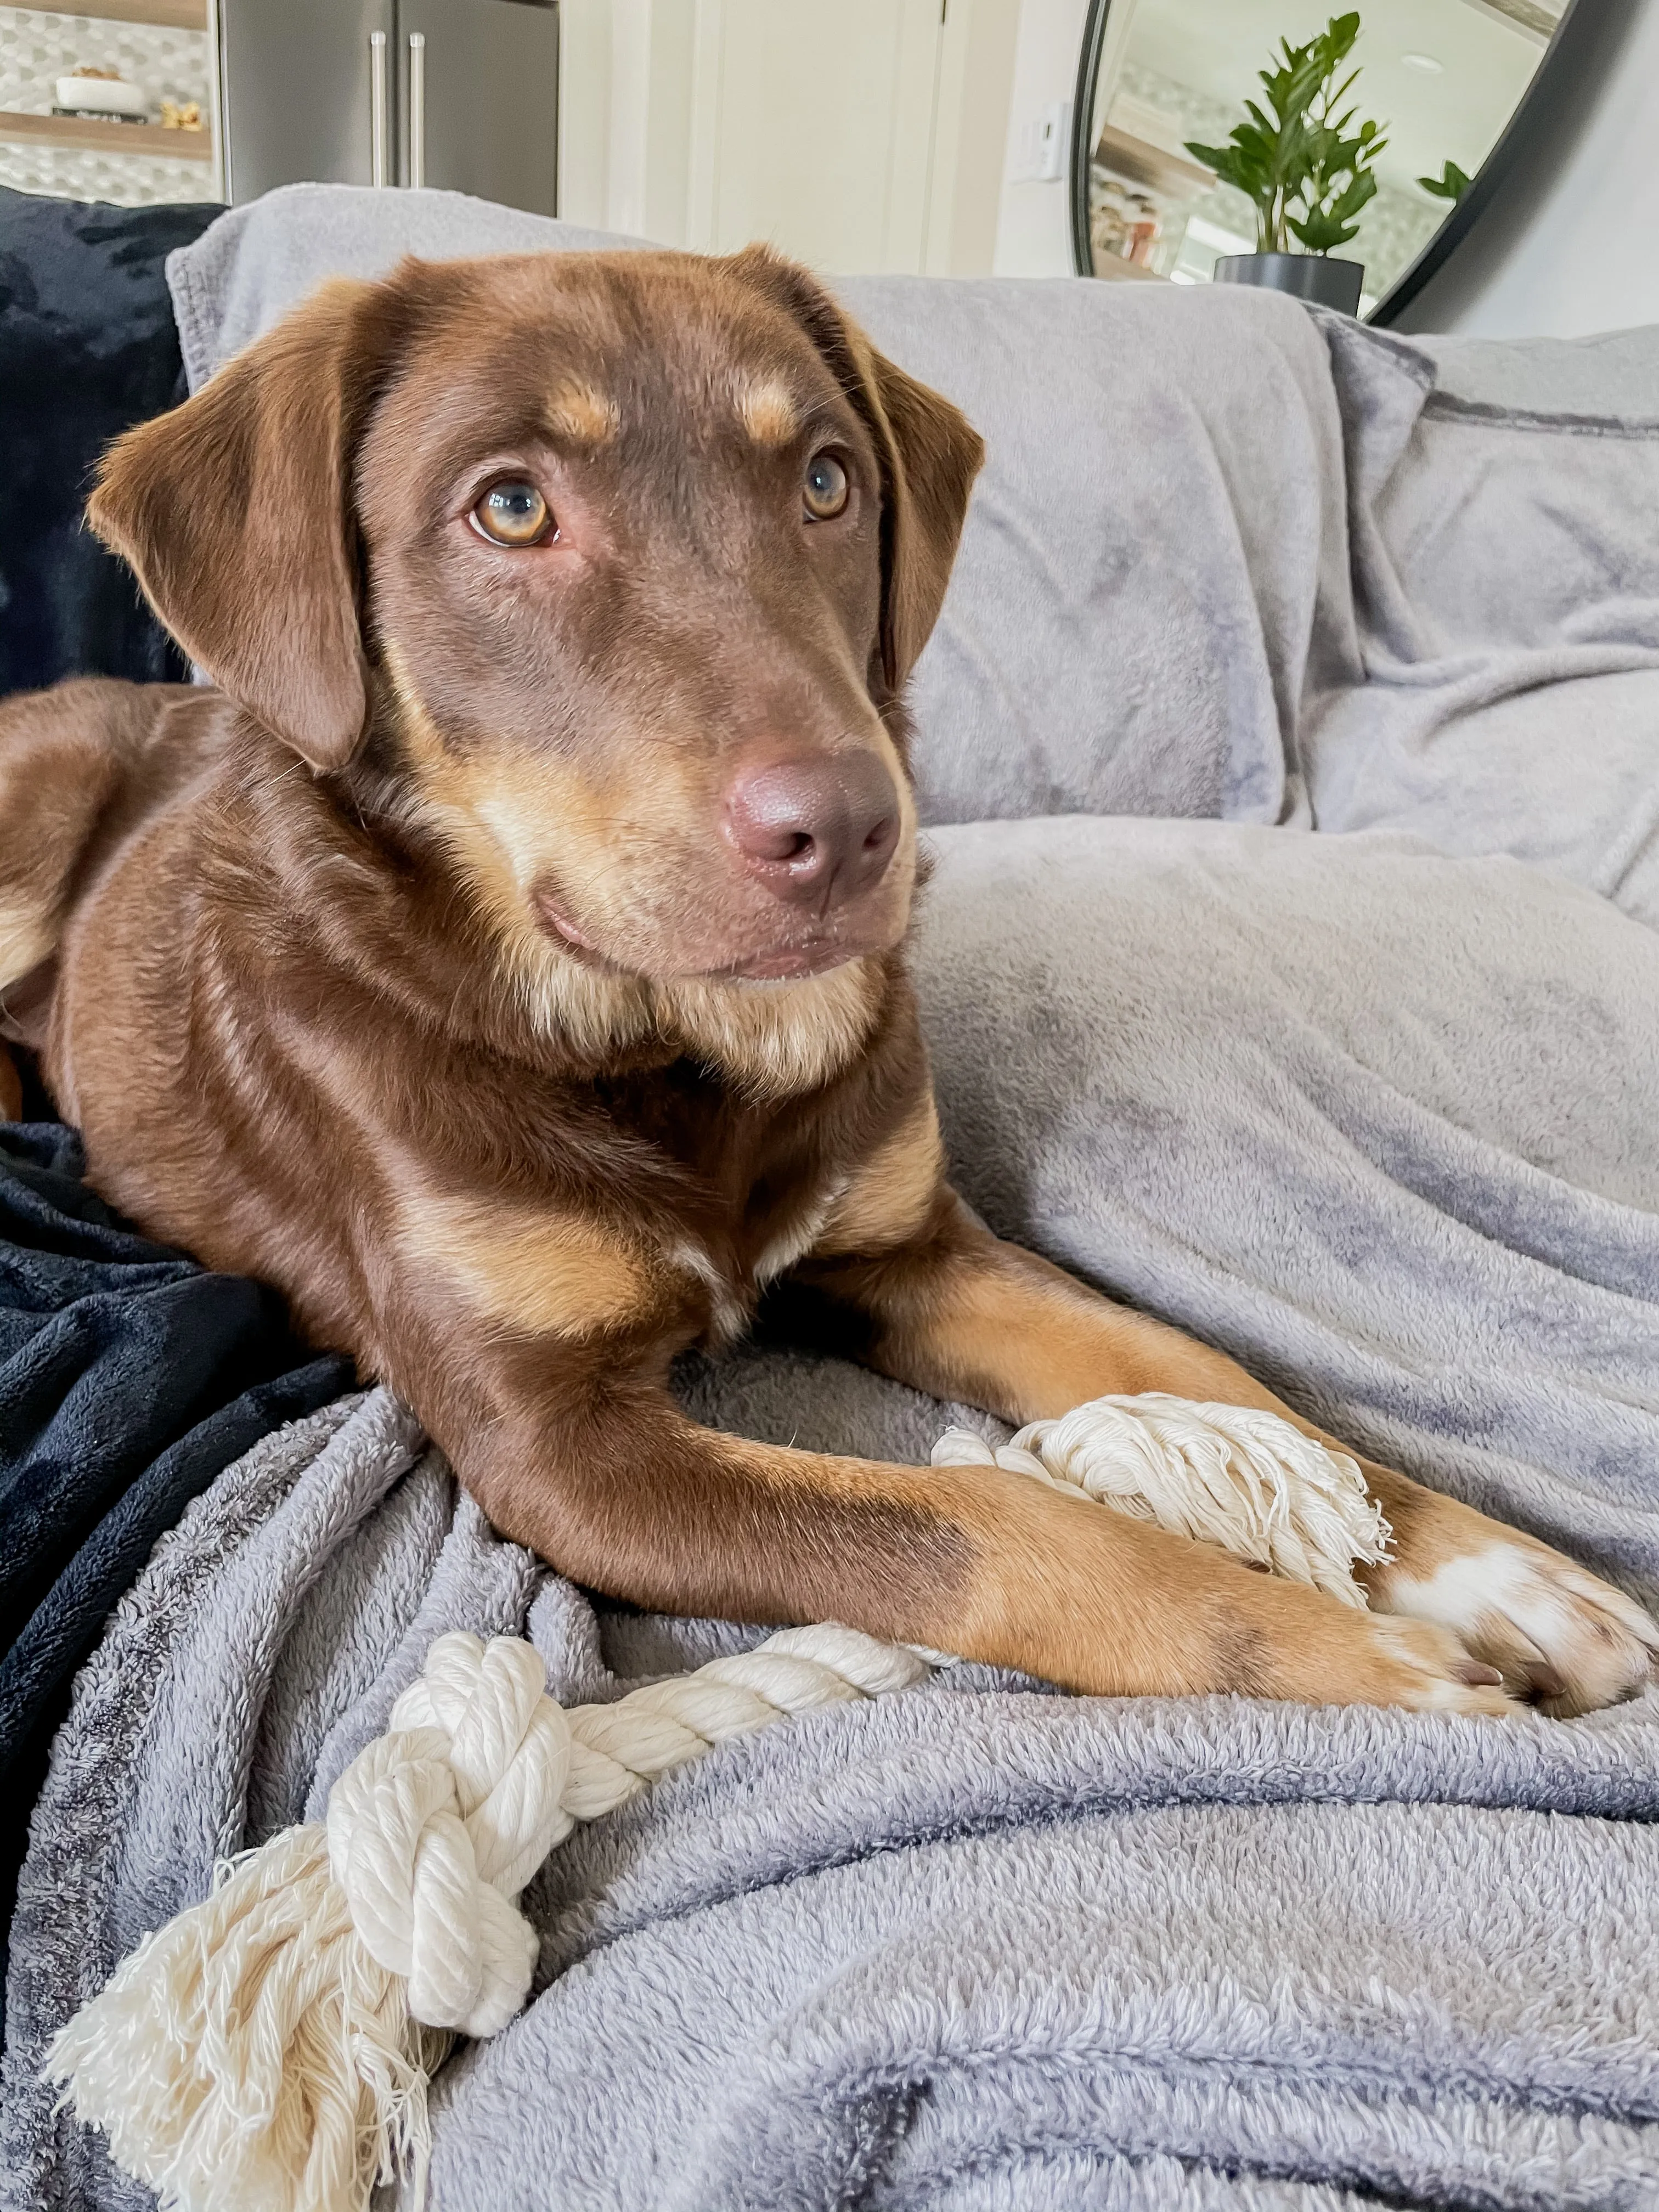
[218,0,558,215]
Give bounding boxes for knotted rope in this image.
[933,1392,1390,1606]
[43,1623,929,2211]
[43,1392,1385,2212]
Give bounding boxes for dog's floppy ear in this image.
[728,247,985,693]
[88,273,413,773]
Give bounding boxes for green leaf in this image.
[1289,208,1356,253]
[1329,170,1379,221]
[1417,158,1472,202]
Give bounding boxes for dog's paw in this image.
[1381,1539,1658,1718]
[1358,1615,1519,1718]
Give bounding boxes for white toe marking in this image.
[1368,1619,1505,1714]
[1391,1541,1657,1667]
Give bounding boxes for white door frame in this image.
[560,0,1019,274]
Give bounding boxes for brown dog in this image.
[2,247,1652,1716]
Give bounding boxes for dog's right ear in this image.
[88,274,413,774]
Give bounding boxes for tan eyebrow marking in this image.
[736,375,800,446]
[547,380,620,445]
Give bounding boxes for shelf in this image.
[3,0,208,28]
[1093,124,1214,201]
[1090,248,1165,284]
[0,107,212,159]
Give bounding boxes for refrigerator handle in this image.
[369,28,390,187]
[408,32,427,190]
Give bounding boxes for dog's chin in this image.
[532,888,899,988]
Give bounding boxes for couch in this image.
[3,184,1657,2210]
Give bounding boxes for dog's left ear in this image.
[728,248,985,693]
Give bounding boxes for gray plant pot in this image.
[1211,252,1364,316]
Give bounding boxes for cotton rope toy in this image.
[935,1393,1390,1608]
[43,1392,1389,2212]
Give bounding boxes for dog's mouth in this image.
[705,940,861,984]
[532,885,878,985]
[532,889,608,965]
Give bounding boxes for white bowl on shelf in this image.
[56,75,148,118]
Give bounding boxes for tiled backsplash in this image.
[1,6,217,205]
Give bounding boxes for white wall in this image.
[558,0,1020,275]
[1395,0,1659,338]
[556,0,614,230]
[927,0,1025,276]
[991,0,1087,276]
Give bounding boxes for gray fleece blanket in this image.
[8,817,1659,2210]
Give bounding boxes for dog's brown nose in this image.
[723,752,900,908]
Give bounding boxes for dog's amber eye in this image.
[802,452,849,521]
[471,481,552,546]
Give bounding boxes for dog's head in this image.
[90,249,982,1009]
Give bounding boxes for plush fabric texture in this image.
[7,817,1658,2207]
[0,186,218,699]
[0,1122,350,2033]
[7,1394,1656,2208]
[164,185,1659,926]
[1305,314,1659,926]
[919,820,1659,1575]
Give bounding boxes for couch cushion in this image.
[834,274,1350,828]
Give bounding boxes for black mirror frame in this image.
[1068,0,1592,325]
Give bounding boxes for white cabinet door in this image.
[687,0,945,273]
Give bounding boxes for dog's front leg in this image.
[789,1189,1657,1714]
[381,1300,1509,1714]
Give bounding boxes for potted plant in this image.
[1185,12,1385,315]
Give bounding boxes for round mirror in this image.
[1070,0,1578,320]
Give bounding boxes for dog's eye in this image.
[471,481,552,546]
[802,452,849,522]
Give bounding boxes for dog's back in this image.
[0,678,223,1059]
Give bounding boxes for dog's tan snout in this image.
[723,752,899,911]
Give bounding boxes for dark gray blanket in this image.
[0,1124,347,2034]
[0,184,217,696]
